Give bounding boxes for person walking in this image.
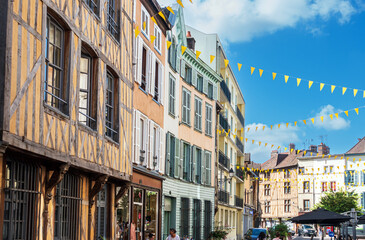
[166,228,180,240]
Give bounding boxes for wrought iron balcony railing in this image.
[235,167,244,181]
[219,113,230,133]
[218,190,229,205]
[220,80,231,103]
[219,151,230,169]
[236,137,244,153]
[236,106,245,128]
[235,196,244,208]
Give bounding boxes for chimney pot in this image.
[187,31,191,37]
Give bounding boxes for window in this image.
[284,169,290,178]
[84,0,99,15]
[197,75,203,92]
[3,160,40,240]
[205,151,212,185]
[207,82,213,99]
[96,185,108,239]
[183,143,191,181]
[54,173,81,239]
[303,181,310,193]
[139,119,145,161]
[168,74,176,116]
[153,61,160,101]
[141,47,147,91]
[345,170,355,185]
[264,172,271,179]
[284,182,291,194]
[79,49,97,129]
[324,166,330,174]
[107,0,120,40]
[194,97,202,131]
[196,148,202,183]
[105,71,119,142]
[154,24,161,52]
[299,167,305,175]
[264,201,271,214]
[192,199,201,240]
[141,5,150,37]
[184,65,192,84]
[330,181,336,191]
[152,127,158,166]
[284,200,291,213]
[205,103,212,136]
[182,88,191,125]
[321,182,328,192]
[181,198,190,238]
[264,184,271,196]
[168,37,177,70]
[166,133,175,177]
[204,201,212,240]
[45,16,68,113]
[144,191,158,239]
[304,200,310,211]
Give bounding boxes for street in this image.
[294,236,334,240]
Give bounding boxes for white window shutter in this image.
[146,50,152,94]
[213,84,218,100]
[201,150,206,185]
[137,37,143,85]
[192,69,197,87]
[132,35,137,81]
[192,146,196,183]
[158,127,164,173]
[174,139,180,178]
[148,120,153,169]
[179,140,184,179]
[165,132,170,175]
[143,118,148,167]
[150,54,156,96]
[158,63,164,105]
[180,60,186,79]
[134,110,141,164]
[203,77,208,95]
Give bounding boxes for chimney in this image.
[309,145,317,153]
[318,143,330,155]
[271,150,278,158]
[289,143,295,153]
[186,31,196,51]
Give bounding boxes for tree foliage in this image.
[269,223,289,239]
[314,189,361,213]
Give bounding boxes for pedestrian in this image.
[273,232,280,240]
[166,228,180,240]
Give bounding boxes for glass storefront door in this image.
[133,188,144,240]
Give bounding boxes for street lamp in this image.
[229,168,234,178]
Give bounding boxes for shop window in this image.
[193,199,201,240]
[116,187,130,240]
[132,188,143,240]
[180,198,190,238]
[144,191,158,239]
[3,159,41,240]
[54,173,82,239]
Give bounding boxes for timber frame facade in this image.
[0,0,133,238]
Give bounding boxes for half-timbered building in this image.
[0,0,133,238]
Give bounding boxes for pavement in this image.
[294,236,334,240]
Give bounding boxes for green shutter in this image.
[165,133,171,176]
[174,139,180,178]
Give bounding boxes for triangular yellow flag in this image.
[294,121,297,126]
[135,26,140,38]
[270,125,273,130]
[263,126,266,131]
[210,55,215,63]
[311,118,314,124]
[167,41,172,49]
[335,113,339,119]
[158,11,166,21]
[303,120,307,125]
[265,143,268,147]
[150,35,156,43]
[286,123,289,128]
[245,138,248,142]
[151,16,157,25]
[176,0,184,8]
[224,59,229,68]
[363,90,365,98]
[284,147,287,151]
[342,87,347,95]
[331,85,336,93]
[259,142,262,146]
[320,116,324,122]
[309,81,313,89]
[320,83,325,91]
[181,45,187,55]
[167,6,175,14]
[252,140,255,144]
[355,108,359,115]
[285,75,289,83]
[251,67,255,75]
[196,50,201,59]
[238,63,242,71]
[344,111,349,117]
[259,69,263,77]
[272,72,277,80]
[354,89,358,97]
[329,114,333,120]
[297,78,301,86]
[278,124,281,128]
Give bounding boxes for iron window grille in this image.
[84,0,99,15]
[105,71,119,142]
[180,198,190,238]
[54,173,82,240]
[193,199,201,240]
[107,0,120,41]
[96,185,108,239]
[3,159,41,240]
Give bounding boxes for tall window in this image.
[345,170,355,185]
[284,182,291,194]
[284,169,290,178]
[183,143,191,181]
[205,151,212,185]
[304,200,310,211]
[154,61,159,101]
[168,37,177,70]
[204,201,212,240]
[45,16,68,113]
[264,201,271,213]
[182,88,191,125]
[330,181,336,191]
[322,182,328,192]
[264,172,271,179]
[96,185,108,239]
[205,103,212,136]
[168,74,176,116]
[194,97,202,131]
[284,200,291,213]
[3,160,40,240]
[184,65,192,84]
[105,71,119,142]
[180,198,190,238]
[299,167,305,175]
[84,0,99,15]
[79,50,97,129]
[303,181,310,193]
[197,75,203,92]
[192,199,201,240]
[141,47,147,91]
[196,148,202,183]
[264,184,270,196]
[141,5,150,36]
[139,119,145,161]
[107,0,120,40]
[207,82,213,99]
[154,24,161,52]
[166,134,175,177]
[54,173,81,239]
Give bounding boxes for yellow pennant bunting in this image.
[210,55,215,63]
[247,128,250,132]
[344,111,349,117]
[284,147,287,151]
[251,67,255,75]
[271,144,274,148]
[294,121,297,126]
[320,83,325,91]
[284,75,289,83]
[167,41,172,49]
[252,140,255,144]
[135,26,140,38]
[354,89,358,97]
[342,87,347,95]
[335,113,339,119]
[303,120,307,125]
[331,85,336,93]
[151,16,157,25]
[355,108,359,115]
[238,63,242,71]
[167,6,175,14]
[150,35,156,43]
[259,142,262,146]
[309,81,313,89]
[224,59,229,68]
[263,126,266,131]
[259,69,264,77]
[158,11,166,21]
[265,143,268,147]
[364,91,365,98]
[297,78,301,86]
[176,0,184,8]
[196,50,201,59]
[286,123,289,128]
[181,45,187,55]
[278,124,281,128]
[270,125,273,130]
[272,72,277,80]
[320,116,324,122]
[311,118,315,124]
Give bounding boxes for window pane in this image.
[144,191,158,239]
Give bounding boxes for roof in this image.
[275,151,303,169]
[290,208,351,225]
[346,137,365,154]
[261,150,304,170]
[261,153,288,170]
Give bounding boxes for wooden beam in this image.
[114,183,129,208]
[89,174,108,207]
[45,163,70,204]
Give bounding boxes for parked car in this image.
[288,229,295,236]
[298,225,317,237]
[244,228,268,240]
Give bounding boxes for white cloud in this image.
[245,123,300,163]
[158,0,361,42]
[313,104,351,130]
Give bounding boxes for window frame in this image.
[168,74,176,116]
[207,82,213,99]
[184,65,192,84]
[197,74,203,92]
[205,103,212,136]
[141,5,150,38]
[96,184,108,238]
[304,200,310,211]
[105,71,119,142]
[84,0,100,16]
[194,96,202,131]
[107,0,120,41]
[181,87,191,125]
[284,182,291,194]
[154,24,162,53]
[303,181,310,193]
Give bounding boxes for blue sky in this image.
[159,0,365,162]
